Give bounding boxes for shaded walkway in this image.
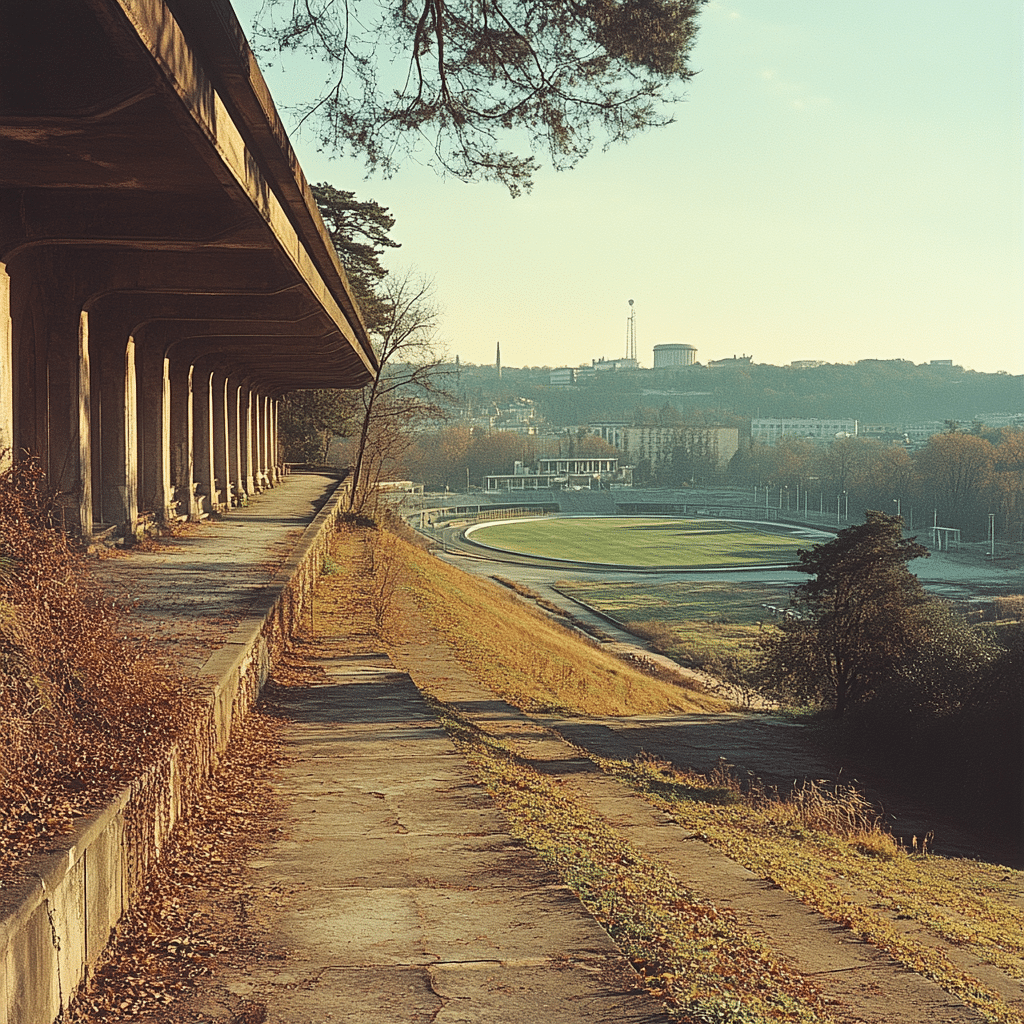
[92,473,338,679]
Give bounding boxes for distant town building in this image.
[708,354,753,368]
[973,412,1024,428]
[485,456,631,491]
[621,425,738,470]
[653,343,697,368]
[590,423,738,472]
[549,367,577,386]
[592,356,639,371]
[751,418,858,445]
[589,422,627,448]
[789,360,825,369]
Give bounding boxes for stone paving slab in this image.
[90,473,339,678]
[192,657,671,1023]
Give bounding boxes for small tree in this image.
[346,272,450,512]
[756,511,930,717]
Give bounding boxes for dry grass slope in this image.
[397,537,726,716]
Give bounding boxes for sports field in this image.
[466,516,812,568]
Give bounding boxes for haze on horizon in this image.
[239,0,1024,378]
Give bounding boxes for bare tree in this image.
[347,272,450,512]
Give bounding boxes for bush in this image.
[0,460,185,885]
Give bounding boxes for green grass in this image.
[557,580,793,680]
[468,517,807,567]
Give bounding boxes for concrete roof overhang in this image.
[0,0,378,391]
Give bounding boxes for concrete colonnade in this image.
[0,0,376,542]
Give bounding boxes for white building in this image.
[653,344,697,368]
[751,418,859,445]
[590,424,739,472]
[486,457,631,491]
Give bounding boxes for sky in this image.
[234,1,1023,376]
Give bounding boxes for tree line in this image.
[397,427,620,491]
[442,360,1023,430]
[727,427,1024,544]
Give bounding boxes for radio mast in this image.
[625,299,636,362]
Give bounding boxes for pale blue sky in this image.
[237,1,1023,375]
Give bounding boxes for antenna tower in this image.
[625,299,636,361]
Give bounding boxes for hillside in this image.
[446,359,1023,427]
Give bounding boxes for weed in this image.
[440,710,835,1023]
[602,753,1023,1023]
[0,460,189,889]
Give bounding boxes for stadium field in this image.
[465,516,817,568]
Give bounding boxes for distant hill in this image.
[444,360,1023,427]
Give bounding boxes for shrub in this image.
[0,459,184,885]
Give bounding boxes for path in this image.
[187,654,672,1023]
[91,473,338,678]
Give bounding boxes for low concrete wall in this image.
[0,480,350,1024]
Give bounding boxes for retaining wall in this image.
[0,480,350,1024]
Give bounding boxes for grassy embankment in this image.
[316,526,1024,1024]
[396,534,725,717]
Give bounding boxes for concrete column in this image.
[212,372,231,510]
[259,394,272,488]
[92,330,138,535]
[76,311,93,537]
[167,357,195,521]
[266,396,276,485]
[123,336,140,534]
[252,391,266,490]
[11,263,91,531]
[136,335,169,524]
[228,379,244,506]
[242,385,256,496]
[271,398,280,482]
[15,264,92,533]
[192,367,214,517]
[0,263,12,469]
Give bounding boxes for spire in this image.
[496,342,502,379]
